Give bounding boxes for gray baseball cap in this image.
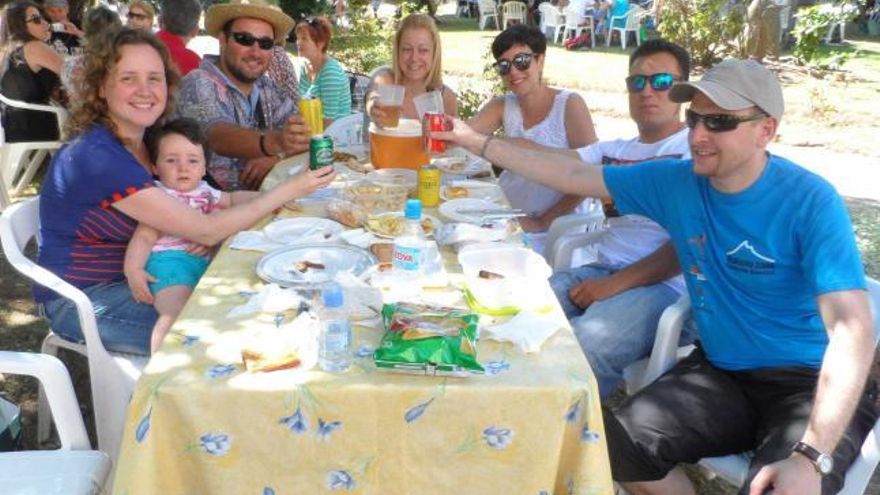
[669,59,784,119]
[44,0,69,7]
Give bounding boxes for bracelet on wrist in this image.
[479,135,495,159]
[258,132,272,158]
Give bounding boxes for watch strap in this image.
[793,441,832,475]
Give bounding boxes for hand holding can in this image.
[422,112,451,155]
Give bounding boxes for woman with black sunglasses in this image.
[467,24,597,254]
[0,1,65,143]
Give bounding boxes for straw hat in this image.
[205,0,294,46]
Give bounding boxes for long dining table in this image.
[111,146,613,495]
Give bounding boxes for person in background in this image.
[295,15,351,122]
[468,24,596,254]
[37,28,335,356]
[60,5,121,98]
[43,0,83,56]
[0,1,64,142]
[156,0,202,76]
[126,0,155,32]
[176,0,312,191]
[366,13,457,126]
[125,118,260,353]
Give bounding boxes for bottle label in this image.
[322,321,350,352]
[393,245,422,272]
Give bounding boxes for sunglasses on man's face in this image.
[231,31,274,51]
[25,14,46,24]
[685,109,767,133]
[494,52,534,76]
[127,12,149,21]
[625,72,679,92]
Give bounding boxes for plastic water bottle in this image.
[318,283,351,373]
[392,199,426,278]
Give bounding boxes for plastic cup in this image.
[413,90,443,121]
[375,84,405,128]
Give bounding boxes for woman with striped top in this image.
[295,15,351,122]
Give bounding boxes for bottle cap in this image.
[321,283,344,308]
[404,199,422,220]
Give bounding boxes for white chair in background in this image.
[606,4,647,49]
[325,111,365,147]
[621,278,880,495]
[478,0,500,29]
[538,2,565,42]
[0,93,68,210]
[0,198,148,464]
[502,1,528,28]
[543,206,605,271]
[0,350,111,495]
[561,5,596,48]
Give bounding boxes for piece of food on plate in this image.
[370,242,394,263]
[478,270,505,280]
[367,215,405,236]
[445,186,469,199]
[241,348,301,372]
[333,151,358,162]
[293,260,326,273]
[420,217,435,235]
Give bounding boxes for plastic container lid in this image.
[322,283,344,308]
[404,199,422,220]
[368,119,423,137]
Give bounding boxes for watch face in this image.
[817,454,834,475]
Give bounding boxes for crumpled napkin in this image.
[228,230,285,252]
[482,310,565,353]
[435,222,510,246]
[227,283,306,318]
[335,271,383,321]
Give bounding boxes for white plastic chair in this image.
[325,111,365,147]
[0,93,68,210]
[478,0,500,30]
[606,4,647,49]
[543,207,605,271]
[0,198,148,464]
[502,1,528,28]
[622,278,880,495]
[538,3,565,42]
[562,5,596,48]
[0,351,111,495]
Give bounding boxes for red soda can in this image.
[423,112,447,155]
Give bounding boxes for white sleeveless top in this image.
[498,89,574,218]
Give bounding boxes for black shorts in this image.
[603,347,879,494]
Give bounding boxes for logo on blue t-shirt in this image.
[725,240,776,275]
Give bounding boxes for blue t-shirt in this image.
[36,125,154,303]
[604,155,865,370]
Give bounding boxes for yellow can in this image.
[298,97,324,136]
[418,164,441,208]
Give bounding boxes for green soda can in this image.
[309,135,334,170]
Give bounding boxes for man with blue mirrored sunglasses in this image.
[435,58,877,495]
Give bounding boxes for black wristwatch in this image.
[793,441,834,475]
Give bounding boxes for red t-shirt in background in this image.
[156,30,201,76]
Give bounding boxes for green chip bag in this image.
[373,302,484,376]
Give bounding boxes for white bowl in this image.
[458,243,552,311]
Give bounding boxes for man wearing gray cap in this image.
[435,58,877,494]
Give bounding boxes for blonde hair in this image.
[128,0,155,22]
[391,14,443,91]
[66,28,180,144]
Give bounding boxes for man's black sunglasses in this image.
[494,52,533,76]
[625,73,679,92]
[231,31,274,51]
[685,109,767,133]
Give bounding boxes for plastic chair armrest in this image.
[640,294,691,387]
[0,351,90,450]
[551,229,607,272]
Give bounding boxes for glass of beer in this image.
[298,97,324,136]
[374,84,405,128]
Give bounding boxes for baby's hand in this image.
[126,269,157,305]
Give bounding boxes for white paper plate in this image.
[440,180,502,202]
[364,212,442,239]
[432,149,490,176]
[263,217,345,244]
[256,244,377,287]
[366,168,417,188]
[438,198,501,224]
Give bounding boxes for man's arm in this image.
[569,241,681,309]
[207,116,310,161]
[749,289,875,495]
[435,118,610,200]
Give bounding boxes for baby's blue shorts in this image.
[146,250,209,294]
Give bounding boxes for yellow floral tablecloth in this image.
[112,152,613,495]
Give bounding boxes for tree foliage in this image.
[657,0,746,68]
[791,3,856,70]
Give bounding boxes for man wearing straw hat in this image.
[435,58,877,495]
[177,0,308,191]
